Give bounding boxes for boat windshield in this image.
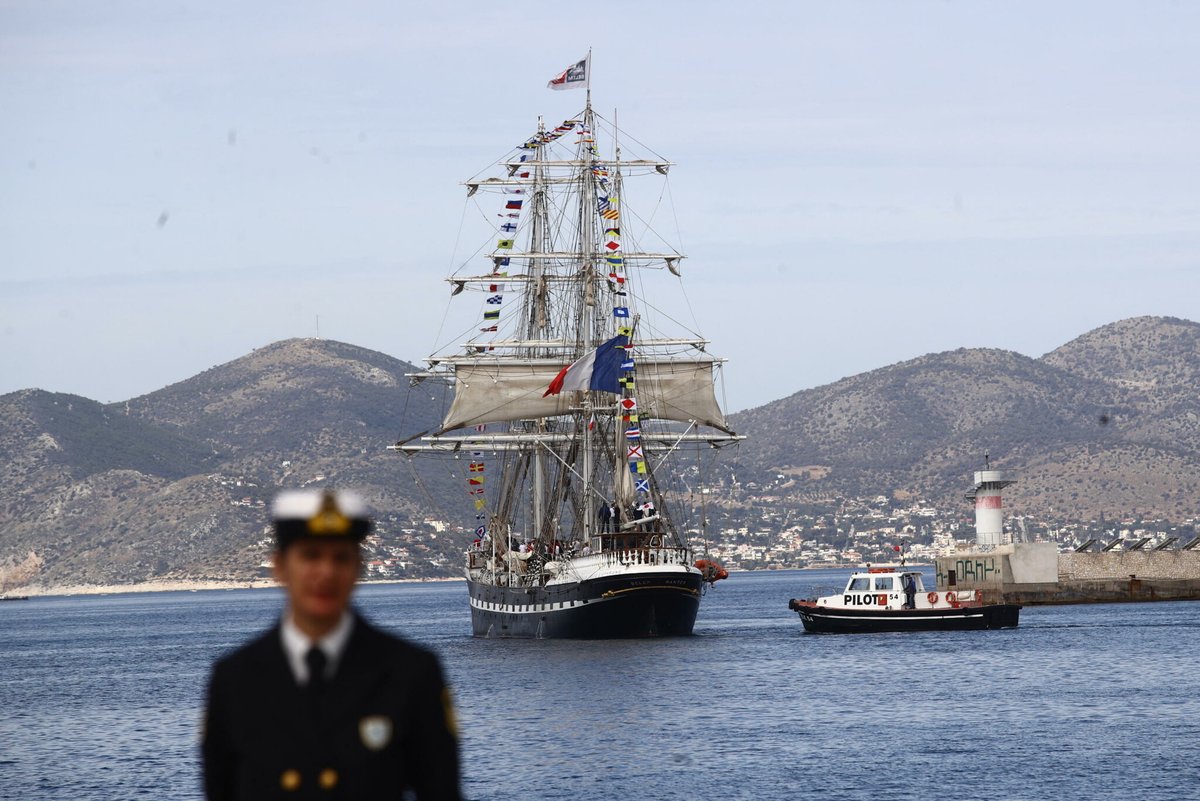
[847,577,870,591]
[873,576,895,591]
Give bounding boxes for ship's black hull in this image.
[791,602,1021,634]
[468,571,703,638]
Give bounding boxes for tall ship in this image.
[394,58,741,638]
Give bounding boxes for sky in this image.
[2,1,1199,414]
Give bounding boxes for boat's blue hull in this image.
[469,572,703,638]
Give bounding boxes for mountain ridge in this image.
[729,315,1200,518]
[3,317,1199,588]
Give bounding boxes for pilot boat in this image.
[787,567,1021,634]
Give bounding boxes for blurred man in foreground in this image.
[202,489,461,800]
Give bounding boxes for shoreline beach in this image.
[5,565,933,599]
[12,575,466,599]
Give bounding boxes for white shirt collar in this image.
[279,609,355,685]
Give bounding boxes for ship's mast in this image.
[390,65,746,578]
[529,117,549,543]
[609,110,633,515]
[579,97,597,544]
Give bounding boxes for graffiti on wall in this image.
[937,555,1001,586]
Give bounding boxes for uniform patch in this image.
[359,715,393,751]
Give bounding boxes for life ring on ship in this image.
[945,591,957,604]
[648,535,662,548]
[927,592,938,605]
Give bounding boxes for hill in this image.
[729,315,1200,519]
[4,317,1200,589]
[0,339,459,588]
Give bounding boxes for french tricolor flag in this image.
[543,335,629,397]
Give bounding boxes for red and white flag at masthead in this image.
[547,53,590,91]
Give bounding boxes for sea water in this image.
[1,569,1197,801]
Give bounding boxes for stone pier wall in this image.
[1059,551,1200,580]
[935,543,1200,604]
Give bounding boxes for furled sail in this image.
[440,357,729,433]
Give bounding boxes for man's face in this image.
[273,538,361,628]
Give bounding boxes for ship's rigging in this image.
[392,73,740,637]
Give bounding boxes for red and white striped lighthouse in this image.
[966,469,1015,547]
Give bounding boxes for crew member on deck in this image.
[598,500,613,533]
[201,489,462,800]
[902,573,917,610]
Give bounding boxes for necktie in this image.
[306,646,327,692]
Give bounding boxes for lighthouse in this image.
[965,462,1015,547]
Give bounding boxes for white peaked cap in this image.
[271,488,373,547]
[272,488,370,521]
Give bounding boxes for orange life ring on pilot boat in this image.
[927,592,938,605]
[945,591,957,604]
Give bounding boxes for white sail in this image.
[441,358,729,433]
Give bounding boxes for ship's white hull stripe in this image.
[469,593,621,615]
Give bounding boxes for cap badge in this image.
[308,491,351,536]
[359,715,393,751]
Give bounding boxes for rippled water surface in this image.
[2,569,1198,800]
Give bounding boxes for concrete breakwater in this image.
[934,543,1200,605]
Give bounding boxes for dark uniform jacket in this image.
[202,612,461,800]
